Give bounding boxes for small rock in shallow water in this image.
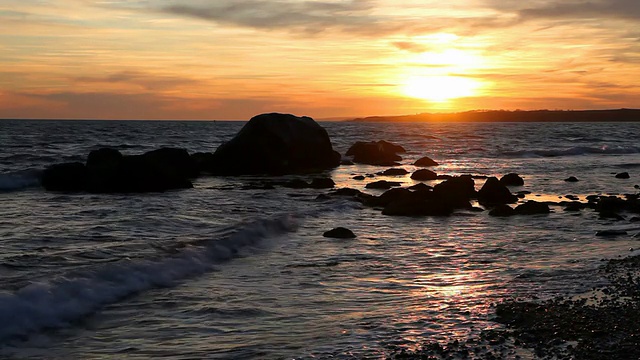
[499,173,524,186]
[489,204,515,217]
[514,200,551,215]
[379,168,408,176]
[410,169,437,181]
[413,156,439,167]
[309,177,335,189]
[323,227,356,238]
[595,229,628,237]
[564,176,579,182]
[615,172,630,179]
[352,175,365,180]
[365,180,402,189]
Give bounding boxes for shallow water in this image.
[0,119,639,359]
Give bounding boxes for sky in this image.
[1,0,639,120]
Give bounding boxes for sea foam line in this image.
[0,170,42,192]
[0,214,299,341]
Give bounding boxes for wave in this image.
[0,170,42,192]
[501,146,640,158]
[0,215,299,341]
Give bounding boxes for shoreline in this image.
[386,251,640,360]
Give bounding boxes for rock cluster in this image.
[42,148,195,193]
[41,113,341,192]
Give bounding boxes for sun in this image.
[402,75,481,102]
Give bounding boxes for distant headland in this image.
[350,108,640,122]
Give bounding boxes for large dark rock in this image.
[376,188,413,206]
[477,177,518,205]
[143,148,199,178]
[41,162,88,191]
[346,140,405,166]
[118,155,192,193]
[411,169,437,181]
[191,152,216,173]
[432,175,476,209]
[42,147,195,193]
[86,148,193,193]
[616,172,630,179]
[414,156,439,167]
[499,173,524,186]
[206,113,340,175]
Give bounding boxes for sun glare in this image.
[402,76,480,102]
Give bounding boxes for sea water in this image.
[1,119,640,359]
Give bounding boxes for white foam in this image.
[502,146,640,158]
[0,170,42,192]
[0,215,299,341]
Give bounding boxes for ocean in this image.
[1,119,639,359]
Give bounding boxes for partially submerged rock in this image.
[410,169,437,181]
[346,140,405,166]
[499,173,524,186]
[514,200,550,215]
[41,162,88,192]
[382,198,454,217]
[565,176,579,182]
[42,148,194,193]
[365,180,402,190]
[323,227,356,238]
[204,113,340,175]
[413,156,439,167]
[477,177,518,205]
[380,168,408,176]
[309,177,335,189]
[489,204,515,217]
[616,172,630,179]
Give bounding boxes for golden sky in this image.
[1,0,639,119]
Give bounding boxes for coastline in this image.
[351,109,640,123]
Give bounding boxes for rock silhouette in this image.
[346,140,405,165]
[204,113,340,175]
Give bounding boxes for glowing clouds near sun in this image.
[397,43,486,103]
[402,76,481,102]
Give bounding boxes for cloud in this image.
[161,0,376,34]
[519,0,640,21]
[0,90,313,120]
[154,0,517,36]
[73,71,200,91]
[483,0,640,22]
